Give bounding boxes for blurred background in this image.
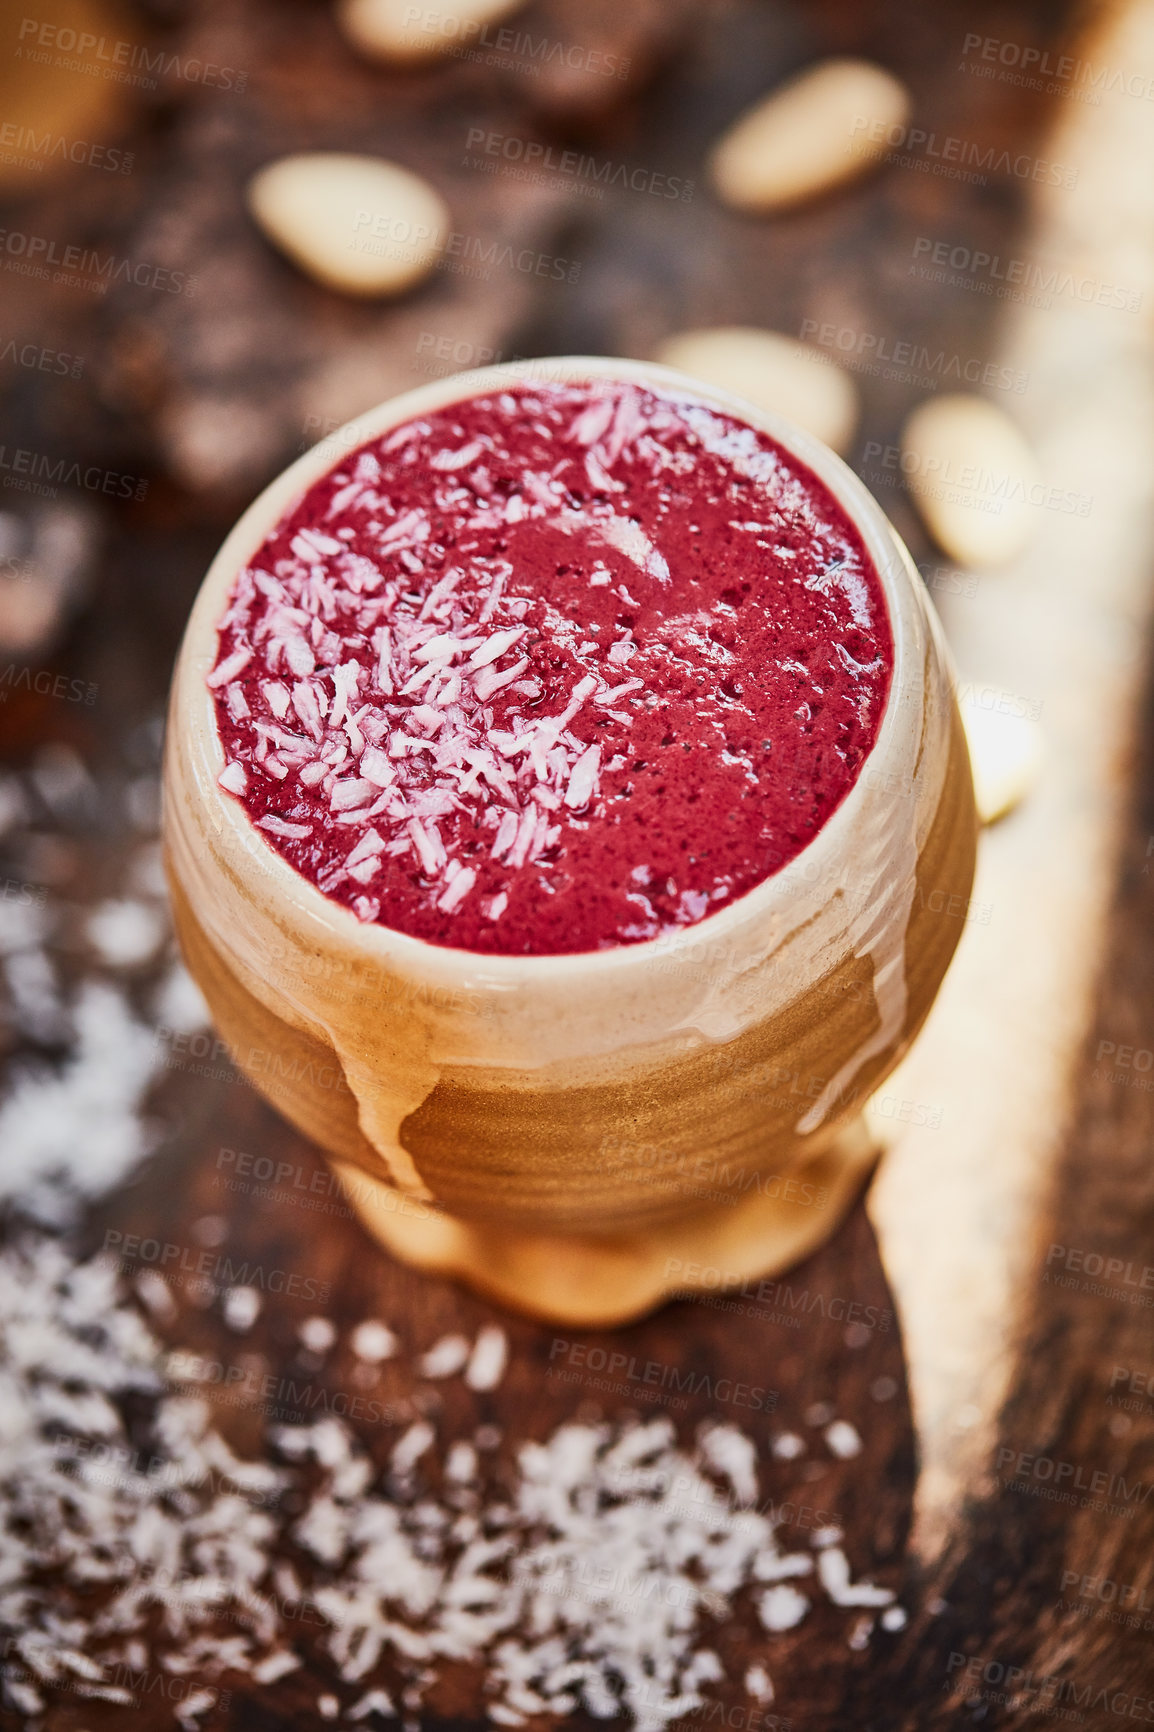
[3,0,1154,1727]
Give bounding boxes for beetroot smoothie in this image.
[207,379,892,956]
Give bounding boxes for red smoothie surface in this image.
[208,379,893,955]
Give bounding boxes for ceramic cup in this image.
[163,356,977,1325]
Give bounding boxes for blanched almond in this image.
[655,326,859,454]
[337,0,527,66]
[247,153,448,298]
[710,58,911,214]
[901,395,1041,569]
[960,697,1044,824]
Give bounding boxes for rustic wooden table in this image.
[2,0,1153,1726]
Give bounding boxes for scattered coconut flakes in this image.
[698,1423,758,1506]
[752,1549,813,1585]
[223,1285,263,1333]
[445,1442,478,1483]
[848,1613,874,1651]
[299,1316,337,1354]
[350,1319,398,1363]
[176,1688,219,1727]
[881,1605,908,1631]
[0,766,901,1724]
[86,899,165,968]
[464,1325,508,1392]
[419,1333,471,1379]
[0,981,160,1225]
[0,1236,290,1715]
[825,1419,863,1459]
[771,1432,805,1461]
[134,1268,176,1322]
[349,1687,397,1718]
[758,1583,810,1632]
[816,1547,895,1608]
[391,1418,435,1476]
[1,1236,898,1728]
[744,1664,774,1703]
[252,1650,302,1683]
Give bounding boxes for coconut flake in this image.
[283,634,316,677]
[420,1334,471,1379]
[206,645,253,688]
[759,1583,810,1632]
[350,1320,397,1363]
[825,1420,863,1460]
[816,1548,895,1609]
[563,744,600,810]
[464,1325,508,1392]
[437,866,476,913]
[257,815,312,839]
[330,779,376,813]
[223,1286,262,1333]
[468,627,526,669]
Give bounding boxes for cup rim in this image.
[175,353,926,979]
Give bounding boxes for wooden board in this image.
[3,0,1154,1725]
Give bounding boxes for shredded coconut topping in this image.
[208,382,891,955]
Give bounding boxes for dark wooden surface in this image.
[3,0,1153,1725]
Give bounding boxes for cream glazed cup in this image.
[163,356,977,1326]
